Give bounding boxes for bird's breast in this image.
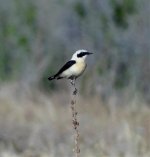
[70,61,86,76]
[62,61,86,78]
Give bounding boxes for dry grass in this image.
[0,83,150,157]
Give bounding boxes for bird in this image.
[48,49,93,86]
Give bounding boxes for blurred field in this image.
[0,83,149,157]
[0,0,150,156]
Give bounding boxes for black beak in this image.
[86,52,93,55]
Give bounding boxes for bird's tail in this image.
[48,75,56,81]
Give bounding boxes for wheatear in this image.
[48,49,93,85]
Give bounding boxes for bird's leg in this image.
[70,78,77,95]
[70,79,74,86]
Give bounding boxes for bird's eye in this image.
[77,52,85,58]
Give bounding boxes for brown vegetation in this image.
[0,84,149,157]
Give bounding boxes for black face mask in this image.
[77,52,93,58]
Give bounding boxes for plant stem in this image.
[71,82,80,157]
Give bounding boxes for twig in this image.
[70,80,80,157]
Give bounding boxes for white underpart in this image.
[61,60,86,79]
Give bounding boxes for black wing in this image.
[55,60,76,77]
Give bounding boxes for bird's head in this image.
[71,49,93,61]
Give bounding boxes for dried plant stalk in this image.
[70,82,80,157]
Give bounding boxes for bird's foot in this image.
[70,80,75,86]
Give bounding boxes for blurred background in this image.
[0,0,150,156]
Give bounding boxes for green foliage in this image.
[124,0,136,14]
[18,36,28,47]
[113,3,128,28]
[0,0,148,100]
[40,66,57,92]
[41,75,57,92]
[0,0,38,82]
[100,14,109,32]
[25,6,36,26]
[114,62,130,89]
[3,25,16,37]
[112,0,136,28]
[0,39,21,81]
[15,0,37,31]
[0,52,12,81]
[74,2,86,18]
[97,66,104,75]
[97,57,113,76]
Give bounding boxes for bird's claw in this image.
[70,80,75,86]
